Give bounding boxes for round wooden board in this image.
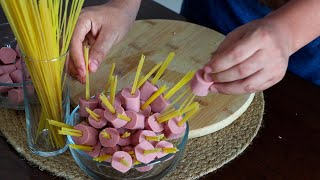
[70,19,254,139]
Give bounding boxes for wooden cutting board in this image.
[69,19,255,139]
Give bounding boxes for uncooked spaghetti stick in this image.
[110,75,117,105]
[47,119,73,129]
[105,63,116,93]
[120,158,130,167]
[131,54,145,95]
[58,130,82,137]
[117,114,132,122]
[164,71,195,100]
[162,88,189,114]
[141,85,168,110]
[69,144,94,152]
[162,147,179,154]
[101,130,111,139]
[179,93,193,111]
[151,52,175,85]
[178,106,200,126]
[84,46,90,100]
[85,107,100,121]
[145,136,161,142]
[99,93,116,114]
[157,110,181,124]
[61,127,82,134]
[93,154,112,162]
[181,102,200,114]
[144,148,162,155]
[121,132,131,139]
[137,63,162,88]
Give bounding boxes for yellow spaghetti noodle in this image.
[131,54,145,95]
[84,46,90,100]
[151,52,175,85]
[105,63,116,93]
[0,0,85,148]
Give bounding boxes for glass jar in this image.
[22,52,70,157]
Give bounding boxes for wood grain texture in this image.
[69,19,254,139]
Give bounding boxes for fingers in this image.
[206,31,261,74]
[209,69,277,94]
[70,16,92,79]
[210,50,263,83]
[88,29,118,72]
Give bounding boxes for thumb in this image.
[89,30,119,72]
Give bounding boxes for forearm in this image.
[265,0,320,54]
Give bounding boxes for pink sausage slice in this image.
[121,87,140,112]
[95,92,103,109]
[117,128,131,146]
[101,95,121,110]
[100,146,120,162]
[8,88,24,104]
[155,141,174,159]
[164,117,186,140]
[88,109,108,129]
[0,74,13,93]
[122,145,134,153]
[0,64,16,76]
[131,130,157,146]
[79,98,99,117]
[0,47,17,64]
[99,128,120,147]
[145,113,164,133]
[139,80,158,102]
[15,58,22,70]
[10,69,23,83]
[123,110,145,130]
[190,69,214,96]
[104,105,128,128]
[111,151,133,173]
[140,101,151,117]
[86,142,102,158]
[134,141,157,164]
[136,165,154,172]
[72,124,99,146]
[80,121,89,126]
[150,95,171,113]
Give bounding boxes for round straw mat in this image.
[0,92,264,180]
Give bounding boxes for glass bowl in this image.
[0,23,25,110]
[66,105,189,180]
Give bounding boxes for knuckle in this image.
[244,84,257,93]
[229,46,244,60]
[92,47,106,60]
[255,27,272,42]
[237,64,250,77]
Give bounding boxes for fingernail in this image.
[210,84,218,93]
[204,65,212,73]
[90,59,98,72]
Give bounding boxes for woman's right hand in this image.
[69,0,141,83]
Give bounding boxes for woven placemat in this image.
[0,92,264,180]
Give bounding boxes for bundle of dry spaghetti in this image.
[0,0,85,148]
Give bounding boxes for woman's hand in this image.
[69,0,141,83]
[204,18,293,94]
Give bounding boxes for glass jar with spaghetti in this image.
[22,52,71,157]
